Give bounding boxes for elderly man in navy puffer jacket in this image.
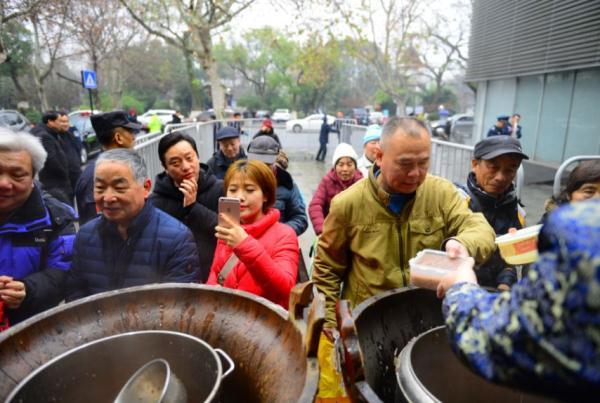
[66,149,200,301]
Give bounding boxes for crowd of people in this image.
[0,110,598,398]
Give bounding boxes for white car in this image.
[138,109,176,126]
[272,108,291,122]
[286,114,336,133]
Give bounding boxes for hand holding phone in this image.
[218,197,240,228]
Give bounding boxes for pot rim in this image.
[6,330,226,403]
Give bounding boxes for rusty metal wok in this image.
[0,282,324,402]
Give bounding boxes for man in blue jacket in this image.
[66,149,200,301]
[0,128,76,325]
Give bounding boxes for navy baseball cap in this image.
[496,115,510,121]
[91,111,142,134]
[474,136,529,160]
[216,126,240,141]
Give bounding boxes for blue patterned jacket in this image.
[443,200,600,395]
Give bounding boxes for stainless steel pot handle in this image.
[214,348,235,378]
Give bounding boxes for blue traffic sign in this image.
[81,70,97,89]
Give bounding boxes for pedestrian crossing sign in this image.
[81,70,97,89]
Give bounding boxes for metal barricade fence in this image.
[134,119,522,193]
[340,124,476,184]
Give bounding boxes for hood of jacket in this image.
[153,163,219,200]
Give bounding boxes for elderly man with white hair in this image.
[0,127,76,327]
[66,149,201,301]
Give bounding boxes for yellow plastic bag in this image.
[316,332,350,402]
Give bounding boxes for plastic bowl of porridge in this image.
[495,224,542,265]
[409,250,467,290]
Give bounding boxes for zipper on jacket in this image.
[397,221,408,286]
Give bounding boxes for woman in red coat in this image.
[309,143,363,235]
[207,159,299,308]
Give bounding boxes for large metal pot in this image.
[6,330,233,402]
[336,287,444,402]
[0,283,324,402]
[396,326,554,403]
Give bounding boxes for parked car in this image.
[449,114,475,144]
[285,114,336,133]
[255,110,270,119]
[429,113,474,143]
[352,108,369,126]
[0,109,31,132]
[272,109,291,122]
[138,109,177,126]
[68,110,103,164]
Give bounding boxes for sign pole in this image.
[88,89,94,113]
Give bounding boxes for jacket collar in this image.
[327,167,363,189]
[467,171,517,207]
[215,148,246,167]
[368,165,417,215]
[0,185,51,233]
[275,166,293,190]
[241,208,280,239]
[153,163,218,200]
[98,201,155,240]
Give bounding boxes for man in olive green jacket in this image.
[313,117,496,326]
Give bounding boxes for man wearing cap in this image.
[207,126,247,179]
[32,111,79,206]
[74,111,141,225]
[457,136,528,290]
[247,136,308,235]
[487,115,510,137]
[357,124,381,177]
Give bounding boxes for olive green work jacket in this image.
[313,171,496,325]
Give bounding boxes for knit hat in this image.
[332,143,358,166]
[363,125,382,145]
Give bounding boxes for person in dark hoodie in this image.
[252,118,281,146]
[246,135,308,236]
[150,133,223,281]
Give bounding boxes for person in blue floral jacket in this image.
[437,199,600,396]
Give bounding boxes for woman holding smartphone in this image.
[207,160,299,308]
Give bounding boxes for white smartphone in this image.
[218,197,240,227]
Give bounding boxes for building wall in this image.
[475,68,600,164]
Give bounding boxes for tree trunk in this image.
[193,28,224,118]
[184,49,203,110]
[394,97,407,117]
[30,16,49,111]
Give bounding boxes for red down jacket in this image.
[308,168,363,235]
[207,208,299,308]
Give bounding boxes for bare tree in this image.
[120,0,255,116]
[0,0,45,63]
[328,0,425,116]
[418,2,473,100]
[28,0,76,110]
[60,0,144,108]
